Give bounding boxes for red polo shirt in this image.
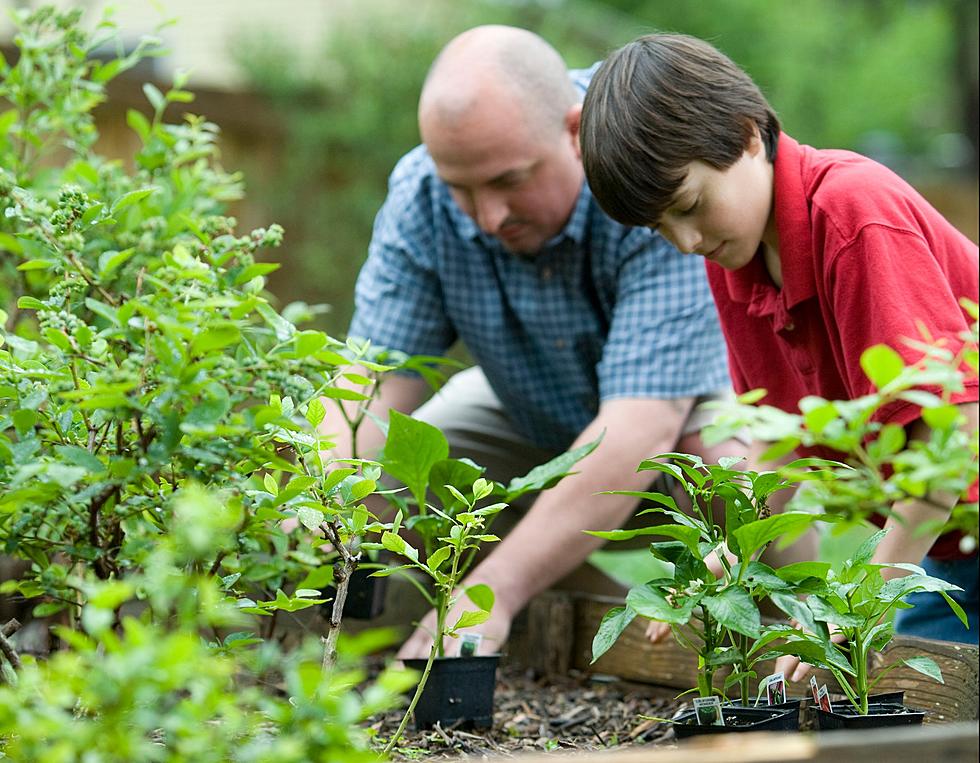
[707,133,979,559]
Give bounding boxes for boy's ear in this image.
[746,122,765,157]
[567,102,583,159]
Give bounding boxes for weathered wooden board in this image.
[487,722,978,763]
[509,591,979,722]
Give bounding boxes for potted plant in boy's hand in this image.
[763,527,967,729]
[589,453,836,735]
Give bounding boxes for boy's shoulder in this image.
[796,142,927,240]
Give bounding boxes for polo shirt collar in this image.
[712,133,817,316]
[772,133,818,310]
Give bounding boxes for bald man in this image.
[326,26,733,659]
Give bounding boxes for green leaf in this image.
[426,546,451,573]
[297,506,324,532]
[429,458,485,510]
[626,584,697,625]
[16,259,54,271]
[98,248,136,277]
[921,404,961,431]
[731,513,819,560]
[774,561,831,583]
[380,411,449,508]
[465,583,494,612]
[703,586,761,638]
[305,398,326,428]
[902,656,943,684]
[505,434,602,500]
[255,302,295,341]
[16,296,46,310]
[806,595,864,628]
[110,187,157,215]
[591,605,636,663]
[586,523,701,553]
[452,609,490,631]
[143,82,165,112]
[190,325,241,355]
[852,528,889,566]
[939,590,969,628]
[860,344,904,390]
[263,473,279,496]
[127,108,151,140]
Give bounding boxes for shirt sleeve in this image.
[597,232,731,401]
[826,223,979,428]
[348,153,457,357]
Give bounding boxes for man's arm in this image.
[397,395,692,658]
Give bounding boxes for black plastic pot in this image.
[322,566,388,620]
[402,654,500,730]
[813,701,925,730]
[672,705,796,737]
[829,690,904,712]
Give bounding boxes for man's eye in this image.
[677,199,699,215]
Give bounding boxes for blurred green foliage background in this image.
[228,0,978,336]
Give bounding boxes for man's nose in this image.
[473,190,509,235]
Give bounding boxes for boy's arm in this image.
[871,401,979,575]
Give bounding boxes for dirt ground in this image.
[374,665,683,760]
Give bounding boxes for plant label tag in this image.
[817,684,832,712]
[459,632,482,658]
[809,675,820,704]
[762,671,786,706]
[693,696,725,726]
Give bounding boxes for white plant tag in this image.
[459,632,482,657]
[693,696,725,726]
[763,671,786,706]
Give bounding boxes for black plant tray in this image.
[814,701,925,730]
[673,705,797,737]
[402,654,500,730]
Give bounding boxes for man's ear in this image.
[567,102,583,159]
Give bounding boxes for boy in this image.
[578,34,979,647]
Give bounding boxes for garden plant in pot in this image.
[307,346,460,625]
[372,411,600,750]
[763,527,967,729]
[589,453,839,736]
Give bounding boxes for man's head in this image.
[419,25,583,254]
[579,34,781,268]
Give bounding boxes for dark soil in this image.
[373,665,684,759]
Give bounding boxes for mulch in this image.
[373,666,684,759]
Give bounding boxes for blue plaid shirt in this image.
[350,69,729,451]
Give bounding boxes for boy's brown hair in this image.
[580,34,780,227]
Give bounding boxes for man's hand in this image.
[396,593,514,660]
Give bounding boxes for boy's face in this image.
[652,135,775,270]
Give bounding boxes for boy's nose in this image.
[662,221,702,255]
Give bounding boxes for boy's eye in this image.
[677,198,699,216]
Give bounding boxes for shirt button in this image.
[541,267,553,280]
[555,339,566,349]
[784,322,795,331]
